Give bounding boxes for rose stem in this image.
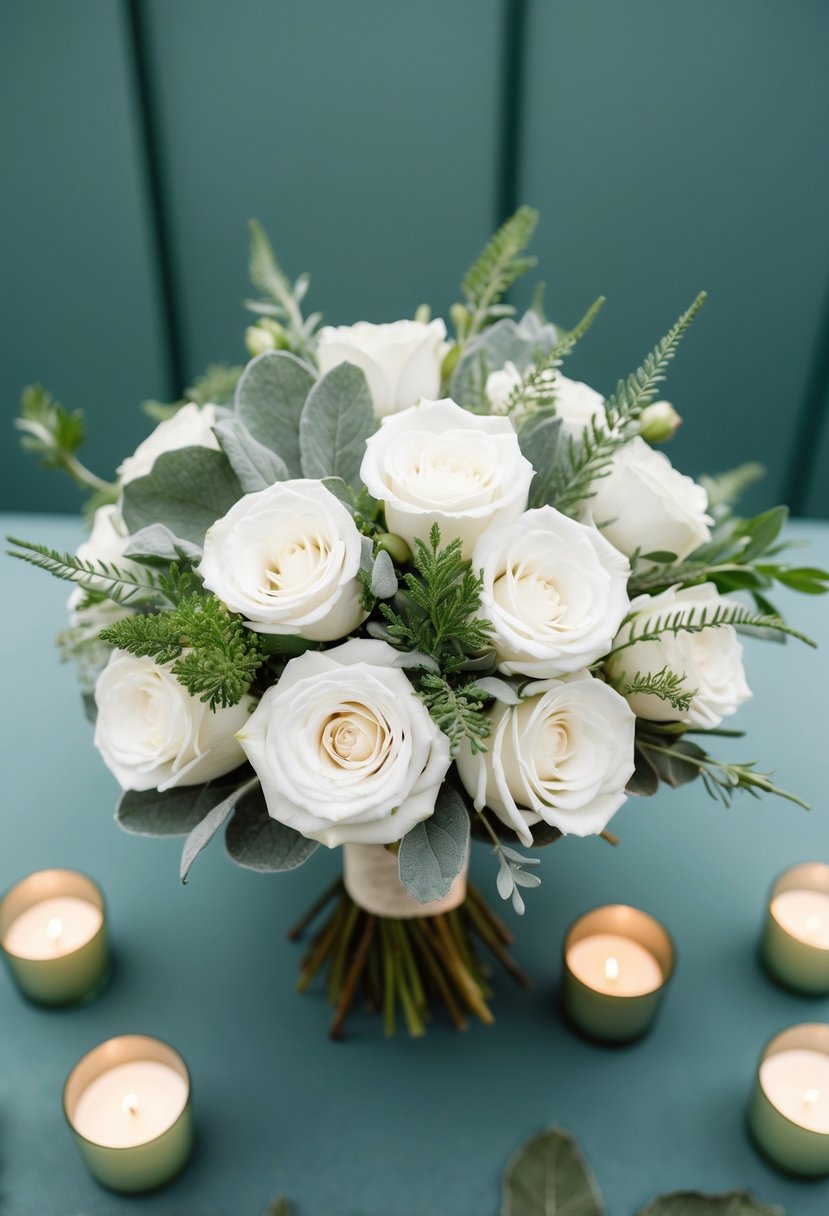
[462,898,532,989]
[329,914,376,1041]
[296,899,347,991]
[409,923,468,1031]
[287,878,343,940]
[446,909,493,998]
[395,962,426,1038]
[466,884,515,945]
[327,902,360,1004]
[379,920,397,1037]
[364,933,382,1011]
[428,918,495,1025]
[600,829,619,847]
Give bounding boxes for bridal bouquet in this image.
[11,208,827,1037]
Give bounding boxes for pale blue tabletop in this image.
[1,514,828,1216]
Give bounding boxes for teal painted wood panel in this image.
[140,0,504,382]
[0,0,170,513]
[518,0,829,513]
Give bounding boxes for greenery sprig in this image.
[503,295,606,424]
[14,385,117,499]
[245,219,320,358]
[618,666,696,713]
[637,732,809,810]
[6,538,168,606]
[455,205,538,343]
[607,599,815,658]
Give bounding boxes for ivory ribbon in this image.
[343,842,469,919]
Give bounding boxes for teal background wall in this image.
[2,1,828,515]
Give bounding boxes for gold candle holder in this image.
[762,862,829,995]
[748,1023,829,1177]
[561,904,675,1044]
[0,869,109,1006]
[63,1035,194,1193]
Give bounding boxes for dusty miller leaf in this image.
[213,418,288,492]
[299,362,375,486]
[121,447,242,546]
[180,778,259,883]
[234,350,315,476]
[116,770,249,838]
[225,785,319,872]
[398,786,470,903]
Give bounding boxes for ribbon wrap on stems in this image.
[343,842,469,919]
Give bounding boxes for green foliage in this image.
[299,362,375,486]
[398,786,470,903]
[225,783,319,872]
[450,311,559,413]
[458,206,539,340]
[6,537,167,606]
[100,593,264,710]
[636,732,809,809]
[180,776,259,883]
[636,1193,783,1216]
[608,598,815,656]
[419,672,492,755]
[553,292,706,517]
[246,219,320,357]
[501,1127,605,1216]
[234,349,316,477]
[116,770,249,837]
[212,417,289,492]
[142,363,245,422]
[15,384,116,497]
[619,666,696,713]
[121,446,243,546]
[506,295,606,424]
[699,462,766,513]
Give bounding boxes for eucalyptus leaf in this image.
[213,418,288,492]
[259,633,320,657]
[451,312,558,411]
[475,676,521,704]
[636,1191,783,1216]
[180,777,259,883]
[299,362,375,486]
[530,822,562,848]
[398,786,470,903]
[501,1127,606,1216]
[234,350,316,476]
[122,447,243,546]
[520,413,563,507]
[393,650,441,673]
[124,523,203,565]
[225,785,319,872]
[370,549,398,599]
[627,746,660,796]
[116,769,250,838]
[644,738,706,789]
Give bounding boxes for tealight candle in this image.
[562,904,675,1043]
[762,862,829,995]
[748,1023,829,1177]
[0,869,108,1005]
[64,1035,193,1192]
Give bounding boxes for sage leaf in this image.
[299,362,374,486]
[225,785,319,872]
[213,418,288,492]
[501,1127,606,1216]
[398,786,470,903]
[520,413,563,508]
[636,1192,783,1216]
[370,549,397,598]
[124,523,203,565]
[235,350,316,476]
[645,739,706,789]
[180,777,259,883]
[116,769,249,838]
[475,676,521,705]
[122,447,243,546]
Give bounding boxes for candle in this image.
[762,863,829,995]
[748,1023,829,1177]
[0,870,108,1005]
[64,1036,193,1193]
[562,904,675,1043]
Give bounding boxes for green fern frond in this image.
[6,538,167,606]
[460,206,539,339]
[418,674,492,755]
[246,219,316,354]
[609,601,815,658]
[620,666,696,713]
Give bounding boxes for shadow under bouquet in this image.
[11,208,828,1037]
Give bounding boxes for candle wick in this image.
[121,1093,140,1117]
[46,917,63,946]
[803,1088,820,1107]
[604,956,620,982]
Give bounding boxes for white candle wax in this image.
[3,896,103,959]
[72,1061,190,1148]
[760,1048,829,1135]
[566,932,663,996]
[771,890,829,949]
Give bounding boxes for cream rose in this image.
[486,363,604,438]
[198,479,365,641]
[317,318,447,419]
[359,397,533,557]
[474,506,630,677]
[456,672,635,844]
[94,652,250,791]
[237,639,451,847]
[589,436,712,562]
[606,583,752,729]
[118,402,221,485]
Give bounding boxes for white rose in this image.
[198,479,365,641]
[485,363,604,438]
[68,504,137,630]
[317,319,447,419]
[118,402,221,485]
[606,583,752,729]
[589,436,712,562]
[94,652,250,791]
[457,671,635,844]
[359,398,533,557]
[237,639,452,847]
[474,506,630,677]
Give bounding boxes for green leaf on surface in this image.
[234,350,316,477]
[263,1200,292,1216]
[501,1127,606,1216]
[180,777,259,883]
[116,770,250,838]
[213,417,288,492]
[121,446,243,546]
[398,785,470,903]
[636,1191,783,1216]
[299,362,375,486]
[225,784,319,872]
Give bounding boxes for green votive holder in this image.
[561,904,675,1044]
[0,869,109,1006]
[748,1023,829,1177]
[63,1035,194,1193]
[762,862,829,995]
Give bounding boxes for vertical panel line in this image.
[496,0,529,224]
[124,0,185,397]
[784,280,829,514]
